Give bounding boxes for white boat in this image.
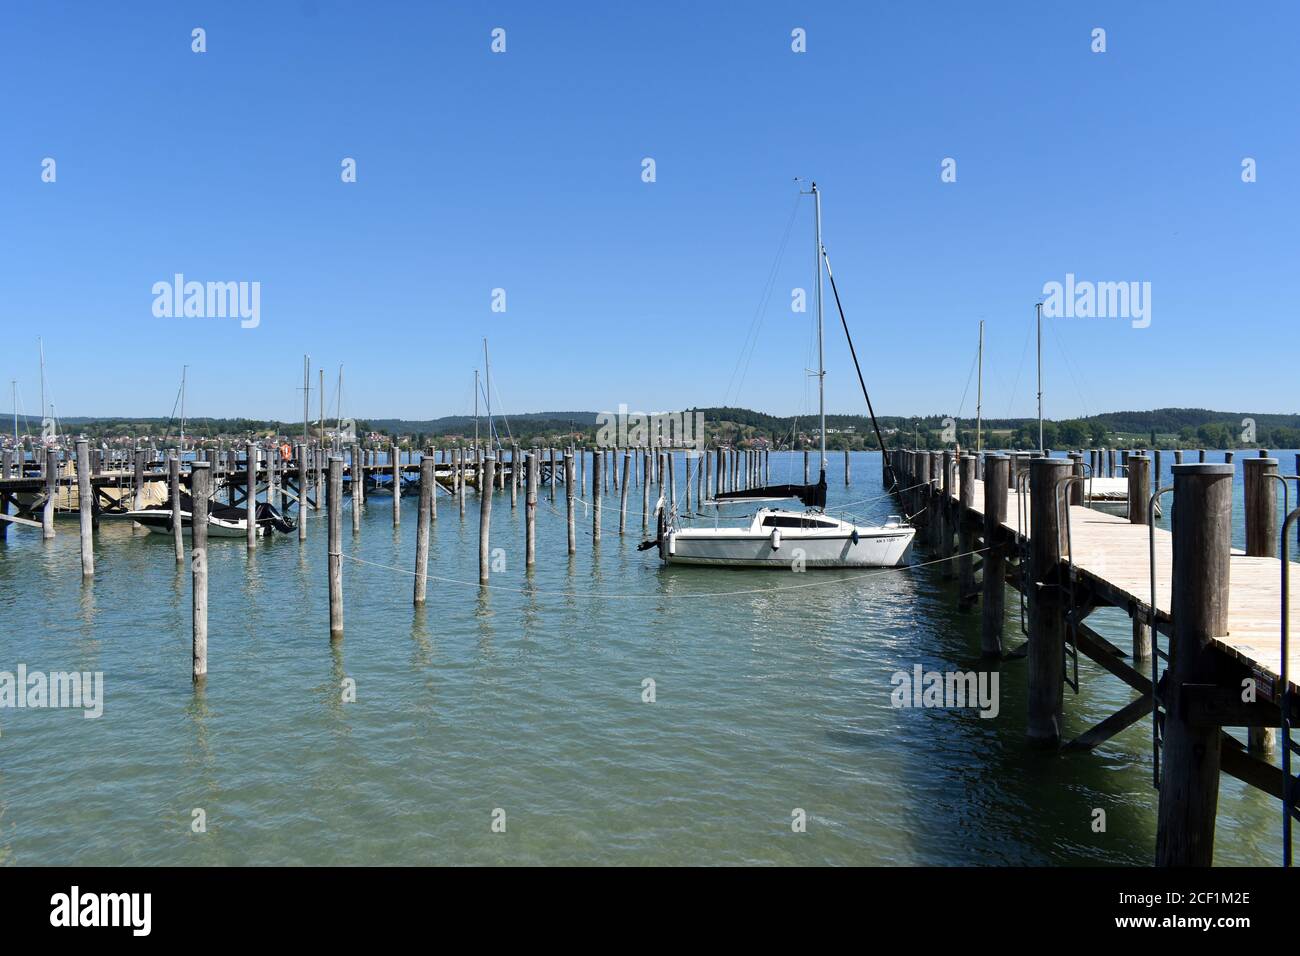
[662,508,913,567]
[649,182,915,569]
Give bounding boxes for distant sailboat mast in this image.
[976,321,983,454]
[1036,302,1044,453]
[180,365,188,445]
[483,338,494,453]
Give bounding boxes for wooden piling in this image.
[642,451,651,535]
[352,444,364,530]
[619,451,631,535]
[133,446,147,510]
[191,462,211,682]
[593,448,603,543]
[1127,454,1153,659]
[296,444,308,542]
[392,443,401,527]
[980,455,1009,656]
[479,456,495,584]
[1027,457,1073,744]
[76,438,94,577]
[245,442,257,550]
[42,448,57,540]
[525,452,537,568]
[844,447,850,485]
[958,455,976,609]
[414,456,434,605]
[1243,456,1279,754]
[510,444,519,509]
[169,454,183,562]
[565,452,576,554]
[328,456,343,638]
[1155,462,1233,866]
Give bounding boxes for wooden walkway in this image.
[950,478,1300,695]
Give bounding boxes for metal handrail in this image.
[1148,484,1175,788]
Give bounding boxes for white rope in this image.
[339,545,988,601]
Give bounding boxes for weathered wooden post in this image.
[43,447,57,540]
[1068,452,1084,505]
[391,443,401,527]
[525,452,537,568]
[619,450,631,535]
[169,453,183,562]
[510,444,519,509]
[414,455,434,605]
[76,438,94,577]
[1243,456,1279,754]
[479,456,495,584]
[1127,454,1153,659]
[592,448,603,543]
[980,455,1009,656]
[245,441,258,550]
[550,448,557,503]
[565,452,576,554]
[133,446,147,510]
[191,462,211,682]
[928,452,944,548]
[642,450,651,535]
[1155,462,1233,866]
[328,456,343,639]
[297,444,308,542]
[844,447,850,485]
[915,452,930,529]
[1027,457,1073,745]
[458,447,467,518]
[938,449,954,577]
[1174,449,1183,465]
[958,455,976,609]
[352,444,364,532]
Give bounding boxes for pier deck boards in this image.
[947,478,1300,696]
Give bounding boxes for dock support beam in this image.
[1027,457,1072,745]
[1156,462,1232,867]
[940,450,954,579]
[981,455,1009,656]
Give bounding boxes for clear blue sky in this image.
[3,2,1296,425]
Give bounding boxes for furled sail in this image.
[712,471,827,508]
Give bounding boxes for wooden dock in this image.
[891,448,1299,867]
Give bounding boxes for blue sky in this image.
[2,2,1297,425]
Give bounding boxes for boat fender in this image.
[770,528,781,550]
[850,529,860,545]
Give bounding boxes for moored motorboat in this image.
[124,493,295,538]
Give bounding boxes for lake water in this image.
[0,450,1292,865]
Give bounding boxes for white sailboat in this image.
[653,182,915,569]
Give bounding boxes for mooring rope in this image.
[338,545,989,601]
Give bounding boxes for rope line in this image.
[339,545,988,601]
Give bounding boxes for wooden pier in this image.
[890,447,1299,866]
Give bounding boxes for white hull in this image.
[129,510,261,538]
[662,509,914,568]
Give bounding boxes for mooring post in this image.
[1243,456,1279,754]
[327,456,343,639]
[1174,449,1183,465]
[1156,462,1232,866]
[352,443,364,530]
[43,447,57,540]
[525,452,537,568]
[246,441,258,551]
[565,452,576,554]
[1068,453,1084,505]
[414,455,433,605]
[915,452,930,529]
[958,455,976,609]
[479,456,495,585]
[1127,454,1153,659]
[642,450,651,535]
[593,448,603,543]
[1027,457,1073,745]
[191,462,211,682]
[928,452,944,549]
[168,453,183,562]
[550,448,557,503]
[619,450,631,535]
[1198,448,1206,463]
[297,444,308,542]
[391,443,401,527]
[510,444,519,509]
[980,455,1009,656]
[75,438,94,577]
[940,450,954,578]
[133,446,147,510]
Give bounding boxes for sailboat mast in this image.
[813,182,826,474]
[483,339,493,451]
[319,369,325,443]
[303,355,310,444]
[1036,302,1043,453]
[976,321,983,453]
[180,365,188,444]
[11,380,17,443]
[474,369,479,454]
[38,337,46,438]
